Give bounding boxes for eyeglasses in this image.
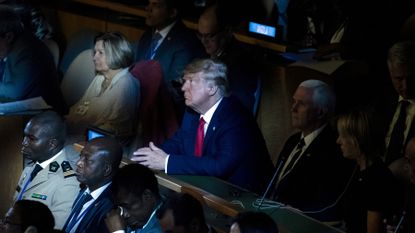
[196,31,219,41]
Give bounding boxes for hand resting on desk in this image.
[132,142,167,170]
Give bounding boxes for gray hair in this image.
[183,59,230,97]
[299,79,336,115]
[0,5,24,36]
[387,40,415,71]
[94,32,133,69]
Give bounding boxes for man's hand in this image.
[131,142,168,170]
[105,207,126,232]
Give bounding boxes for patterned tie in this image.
[194,117,206,157]
[385,101,409,164]
[148,32,162,59]
[0,59,5,82]
[281,138,305,176]
[64,192,93,232]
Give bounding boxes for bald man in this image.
[13,111,79,230]
[197,4,259,113]
[62,137,123,233]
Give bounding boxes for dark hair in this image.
[14,200,55,232]
[112,163,160,198]
[232,211,278,233]
[31,110,67,148]
[157,193,207,230]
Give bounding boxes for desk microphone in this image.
[256,157,286,210]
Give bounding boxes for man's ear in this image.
[48,138,59,151]
[142,189,154,201]
[24,226,38,233]
[169,8,178,20]
[208,84,218,96]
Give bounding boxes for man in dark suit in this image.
[197,3,259,114]
[383,41,415,166]
[0,5,66,114]
[132,59,274,193]
[135,0,205,118]
[272,79,354,221]
[63,137,123,233]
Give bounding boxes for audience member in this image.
[0,5,66,114]
[132,59,274,193]
[337,110,401,233]
[62,137,123,233]
[386,137,415,233]
[157,193,210,233]
[105,163,163,233]
[229,211,278,233]
[13,111,80,229]
[271,79,354,221]
[197,3,259,113]
[1,200,55,233]
[66,32,140,141]
[135,0,205,119]
[383,41,415,165]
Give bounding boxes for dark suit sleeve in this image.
[165,114,254,177]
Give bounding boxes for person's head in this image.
[0,5,24,58]
[229,211,278,233]
[93,31,133,73]
[387,40,415,100]
[112,163,161,230]
[336,110,384,167]
[22,111,66,163]
[181,59,229,114]
[145,0,181,30]
[405,137,415,184]
[157,193,208,233]
[291,79,335,136]
[197,4,232,57]
[0,200,54,233]
[75,137,122,191]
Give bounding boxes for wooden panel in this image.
[107,22,144,42]
[0,116,26,215]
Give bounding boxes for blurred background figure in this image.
[66,31,140,143]
[157,193,211,233]
[336,110,401,233]
[135,0,205,120]
[197,3,259,113]
[1,200,55,233]
[0,5,65,114]
[229,211,278,233]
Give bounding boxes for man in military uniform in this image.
[13,111,80,229]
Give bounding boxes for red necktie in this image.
[194,117,206,157]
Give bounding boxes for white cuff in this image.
[165,154,170,173]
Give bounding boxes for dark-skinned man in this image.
[63,137,123,233]
[13,111,79,229]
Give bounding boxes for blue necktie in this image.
[17,164,43,201]
[64,192,93,232]
[148,32,162,59]
[0,59,5,82]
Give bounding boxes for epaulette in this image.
[49,161,60,172]
[61,161,76,178]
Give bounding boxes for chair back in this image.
[129,60,179,147]
[61,49,95,107]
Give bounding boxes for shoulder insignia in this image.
[16,185,21,193]
[32,193,47,200]
[61,161,76,178]
[49,161,60,172]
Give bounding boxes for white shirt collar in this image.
[301,124,327,150]
[156,21,176,41]
[38,149,64,169]
[85,182,111,200]
[200,98,222,127]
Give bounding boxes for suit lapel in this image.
[203,99,227,153]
